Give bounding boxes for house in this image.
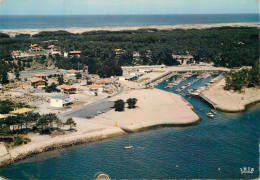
[31,79,46,87]
[7,72,15,83]
[50,94,70,108]
[87,84,103,94]
[67,70,79,74]
[60,85,77,94]
[172,54,194,65]
[29,44,44,52]
[9,108,34,115]
[66,70,79,79]
[95,80,109,85]
[35,73,48,79]
[11,51,22,58]
[47,45,61,55]
[114,49,126,55]
[133,51,141,62]
[65,51,82,58]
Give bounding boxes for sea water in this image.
[0,75,259,179]
[0,14,259,29]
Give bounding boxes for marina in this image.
[0,73,259,179]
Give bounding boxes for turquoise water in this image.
[0,14,259,29]
[0,75,259,179]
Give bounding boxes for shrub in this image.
[126,98,138,109]
[114,99,125,111]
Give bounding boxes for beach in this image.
[202,78,260,112]
[0,88,200,167]
[0,22,259,37]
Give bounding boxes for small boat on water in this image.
[211,109,217,113]
[125,136,133,149]
[206,112,214,118]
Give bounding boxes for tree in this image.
[58,75,64,85]
[126,98,138,109]
[65,118,76,130]
[114,99,125,111]
[75,72,82,79]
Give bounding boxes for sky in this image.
[0,0,258,15]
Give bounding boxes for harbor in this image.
[1,72,259,179]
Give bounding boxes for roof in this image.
[31,78,46,83]
[51,94,69,100]
[69,51,82,54]
[67,69,79,73]
[10,108,34,114]
[60,85,76,90]
[95,80,109,84]
[30,44,38,48]
[12,51,21,53]
[35,73,48,77]
[47,45,55,48]
[87,84,101,88]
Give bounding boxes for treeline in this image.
[0,113,76,136]
[0,27,259,80]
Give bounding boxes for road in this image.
[61,86,124,119]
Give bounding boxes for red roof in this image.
[95,80,109,84]
[60,85,76,90]
[30,44,38,48]
[47,45,55,49]
[87,84,101,88]
[69,51,82,54]
[31,79,46,83]
[67,70,79,74]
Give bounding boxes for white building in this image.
[50,95,70,108]
[87,84,103,95]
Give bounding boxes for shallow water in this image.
[0,75,259,179]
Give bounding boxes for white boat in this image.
[124,136,133,149]
[206,112,214,118]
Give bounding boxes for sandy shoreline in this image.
[0,22,259,37]
[0,88,200,167]
[202,79,260,112]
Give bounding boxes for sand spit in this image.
[0,89,200,167]
[0,22,259,37]
[0,127,125,167]
[202,79,260,112]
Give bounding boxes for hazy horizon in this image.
[0,0,258,15]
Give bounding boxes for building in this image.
[60,85,77,94]
[47,45,61,55]
[29,44,44,52]
[172,54,194,65]
[11,51,22,58]
[133,51,141,62]
[114,49,126,55]
[87,84,103,94]
[95,80,109,85]
[35,73,48,79]
[64,51,82,58]
[31,79,46,87]
[67,70,79,74]
[9,108,34,115]
[50,95,70,108]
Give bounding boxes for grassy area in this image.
[152,71,165,73]
[139,78,150,82]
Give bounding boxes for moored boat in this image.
[206,112,214,118]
